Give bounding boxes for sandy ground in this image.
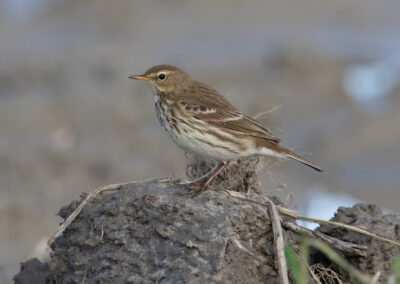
[1,1,400,282]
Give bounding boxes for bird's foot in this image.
[177,161,229,197]
[179,183,209,197]
[175,177,208,188]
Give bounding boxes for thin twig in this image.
[220,189,400,248]
[265,198,289,284]
[281,220,367,256]
[47,182,126,247]
[297,216,400,248]
[221,189,300,218]
[47,178,173,247]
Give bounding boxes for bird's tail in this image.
[282,148,323,172]
[257,139,323,172]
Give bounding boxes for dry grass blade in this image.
[221,189,301,218]
[47,182,126,247]
[222,189,399,250]
[47,178,172,247]
[297,216,400,248]
[265,198,289,284]
[281,220,367,256]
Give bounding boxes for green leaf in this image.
[392,255,400,275]
[285,246,307,284]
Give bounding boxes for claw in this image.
[177,161,230,197]
[179,185,208,197]
[176,179,206,188]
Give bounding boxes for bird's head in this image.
[129,65,191,93]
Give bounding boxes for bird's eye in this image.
[158,73,166,80]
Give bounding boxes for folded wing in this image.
[177,82,280,143]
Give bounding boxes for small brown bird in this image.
[130,65,322,194]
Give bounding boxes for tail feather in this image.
[256,138,323,172]
[284,150,323,172]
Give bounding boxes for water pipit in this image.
[130,65,322,195]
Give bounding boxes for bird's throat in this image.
[147,83,158,97]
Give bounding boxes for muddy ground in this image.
[13,181,400,283]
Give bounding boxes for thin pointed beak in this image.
[129,74,150,81]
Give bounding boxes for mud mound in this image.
[22,183,291,283]
[14,182,400,283]
[317,204,400,282]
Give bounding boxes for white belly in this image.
[154,99,245,161]
[153,95,284,161]
[173,123,245,161]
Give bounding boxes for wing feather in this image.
[176,82,280,143]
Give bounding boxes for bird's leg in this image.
[180,161,230,196]
[199,161,229,189]
[177,162,221,187]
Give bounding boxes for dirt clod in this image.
[316,203,400,282]
[50,183,281,283]
[14,184,400,283]
[13,258,55,284]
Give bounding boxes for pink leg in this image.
[180,161,229,196]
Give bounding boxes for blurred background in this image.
[1,0,400,282]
